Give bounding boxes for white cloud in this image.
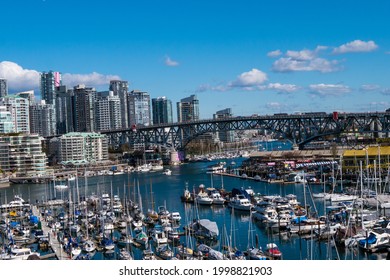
[0,61,121,93]
[230,68,268,87]
[0,61,40,91]
[285,49,316,61]
[164,56,179,67]
[272,46,339,73]
[266,83,300,93]
[315,45,329,52]
[272,57,339,73]
[62,72,121,87]
[360,84,380,91]
[333,40,378,54]
[369,101,389,106]
[195,84,228,92]
[309,83,351,96]
[381,88,390,95]
[267,50,282,57]
[265,102,283,110]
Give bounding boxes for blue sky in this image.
[1,0,390,119]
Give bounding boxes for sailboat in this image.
[146,179,158,221]
[245,211,267,260]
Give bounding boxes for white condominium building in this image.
[0,134,47,177]
[0,106,14,133]
[0,96,30,133]
[58,132,108,165]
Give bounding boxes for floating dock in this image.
[31,205,70,260]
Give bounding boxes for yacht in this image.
[151,225,168,245]
[151,164,164,171]
[1,245,40,260]
[288,217,326,234]
[210,192,226,205]
[358,229,390,252]
[206,162,226,174]
[264,243,282,260]
[252,205,278,222]
[0,195,30,210]
[228,194,253,211]
[137,164,151,172]
[195,191,213,205]
[169,212,182,223]
[54,184,68,191]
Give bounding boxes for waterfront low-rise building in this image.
[0,133,47,177]
[57,132,109,165]
[342,145,390,171]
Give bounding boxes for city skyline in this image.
[0,0,390,119]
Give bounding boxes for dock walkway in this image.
[32,205,70,260]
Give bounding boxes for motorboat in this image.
[1,245,40,260]
[358,229,390,252]
[228,194,253,211]
[252,205,278,222]
[206,162,226,174]
[151,225,168,245]
[169,212,182,223]
[156,244,175,260]
[82,240,96,253]
[264,243,282,260]
[180,184,194,203]
[142,249,157,260]
[150,164,164,172]
[289,217,326,234]
[246,247,267,260]
[195,191,213,205]
[163,169,172,176]
[137,164,151,172]
[210,192,226,205]
[54,184,68,191]
[166,226,180,241]
[329,193,358,203]
[119,248,133,260]
[0,195,30,210]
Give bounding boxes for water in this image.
[1,158,386,260]
[255,140,293,151]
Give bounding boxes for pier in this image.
[31,205,70,260]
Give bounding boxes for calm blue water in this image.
[1,158,386,260]
[255,140,293,151]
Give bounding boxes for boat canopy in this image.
[291,216,308,223]
[199,219,219,236]
[29,216,39,224]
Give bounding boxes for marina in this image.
[1,155,390,260]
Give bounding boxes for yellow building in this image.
[342,145,390,171]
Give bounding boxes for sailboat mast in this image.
[340,156,343,192]
[359,161,364,229]
[374,160,378,213]
[303,172,307,217]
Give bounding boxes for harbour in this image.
[1,153,390,261]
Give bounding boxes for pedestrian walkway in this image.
[32,205,70,260]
